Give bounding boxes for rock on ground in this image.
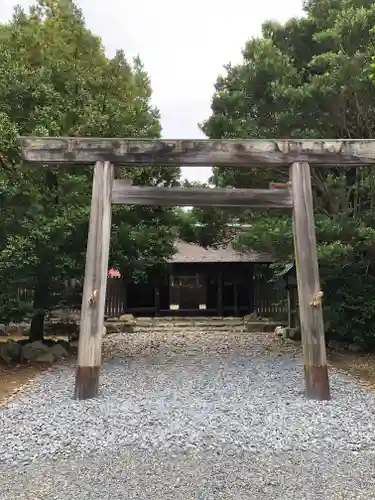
[0,327,375,499]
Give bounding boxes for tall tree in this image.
[201,0,375,349]
[0,0,180,338]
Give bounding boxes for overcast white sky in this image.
[1,0,304,181]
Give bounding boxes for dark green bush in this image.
[323,269,375,350]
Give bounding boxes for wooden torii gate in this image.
[20,137,375,402]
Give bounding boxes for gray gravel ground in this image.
[1,330,375,499]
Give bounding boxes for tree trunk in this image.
[28,169,57,343]
[29,310,46,342]
[29,275,50,342]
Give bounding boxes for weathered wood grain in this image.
[74,161,113,400]
[20,137,375,166]
[112,181,293,208]
[291,162,330,401]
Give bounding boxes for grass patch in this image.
[0,364,49,406]
[328,352,375,391]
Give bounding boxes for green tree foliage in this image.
[177,207,230,248]
[0,0,180,337]
[176,180,230,247]
[202,0,375,349]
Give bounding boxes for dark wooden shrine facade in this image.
[109,262,256,317]
[105,241,285,318]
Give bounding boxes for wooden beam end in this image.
[74,365,100,400]
[304,365,331,401]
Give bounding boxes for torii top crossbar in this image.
[20,137,375,166]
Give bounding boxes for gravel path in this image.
[1,328,375,499]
